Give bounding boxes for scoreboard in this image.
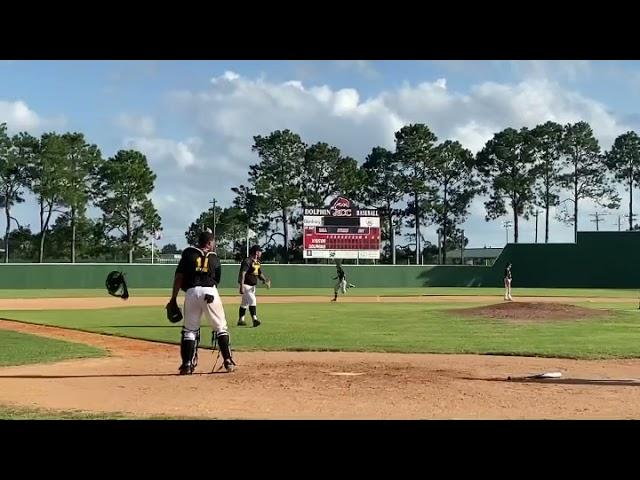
[303,196,380,259]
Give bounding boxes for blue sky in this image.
[2,60,639,250]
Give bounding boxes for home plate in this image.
[507,371,563,380]
[328,372,365,376]
[528,371,562,379]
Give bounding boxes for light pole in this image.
[502,220,513,245]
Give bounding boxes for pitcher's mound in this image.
[457,301,609,323]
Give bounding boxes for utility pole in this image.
[534,210,540,243]
[588,212,608,231]
[460,229,465,265]
[209,198,217,239]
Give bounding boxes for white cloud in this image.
[144,71,632,247]
[116,113,155,137]
[219,71,240,82]
[380,78,628,151]
[0,100,43,131]
[0,99,66,134]
[124,136,202,169]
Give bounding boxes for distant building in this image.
[444,247,503,266]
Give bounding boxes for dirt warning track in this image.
[0,295,634,311]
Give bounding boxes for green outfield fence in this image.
[0,232,638,289]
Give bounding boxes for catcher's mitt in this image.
[166,298,183,323]
[105,271,129,300]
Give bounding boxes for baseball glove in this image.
[166,298,183,323]
[106,271,129,300]
[264,277,272,289]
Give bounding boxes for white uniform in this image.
[237,255,265,327]
[184,285,228,333]
[239,256,262,308]
[179,247,228,334]
[176,245,234,374]
[504,266,513,301]
[240,284,257,308]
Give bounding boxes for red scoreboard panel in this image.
[303,197,380,259]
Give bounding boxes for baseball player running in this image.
[332,262,355,301]
[168,231,235,375]
[237,245,270,327]
[504,262,513,301]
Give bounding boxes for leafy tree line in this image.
[0,123,161,263]
[187,122,632,264]
[3,118,634,265]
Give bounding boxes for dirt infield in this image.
[457,302,611,323]
[1,318,640,419]
[0,295,635,311]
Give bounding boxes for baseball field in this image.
[2,287,640,419]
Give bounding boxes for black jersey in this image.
[176,246,221,291]
[238,257,262,286]
[504,266,512,280]
[336,268,345,281]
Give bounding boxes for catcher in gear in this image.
[237,245,270,327]
[168,231,235,375]
[106,271,129,300]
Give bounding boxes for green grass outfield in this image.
[2,301,640,359]
[1,287,639,298]
[0,329,106,367]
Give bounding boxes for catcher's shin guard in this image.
[180,328,198,371]
[193,329,201,368]
[214,330,235,372]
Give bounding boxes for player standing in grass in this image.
[504,262,513,301]
[237,245,270,327]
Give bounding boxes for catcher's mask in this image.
[106,271,129,300]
